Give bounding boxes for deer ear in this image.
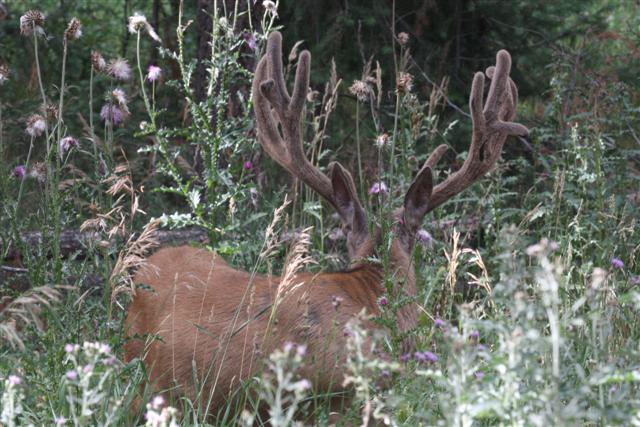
[330,162,367,234]
[403,165,433,232]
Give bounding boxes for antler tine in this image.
[423,49,529,214]
[253,31,338,211]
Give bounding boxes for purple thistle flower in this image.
[434,318,444,328]
[414,351,438,363]
[474,371,485,380]
[369,181,388,195]
[55,416,67,425]
[380,369,391,378]
[477,344,487,352]
[416,229,433,248]
[65,370,78,381]
[243,161,253,170]
[59,136,78,157]
[12,165,26,179]
[470,330,480,342]
[399,353,411,362]
[8,375,21,385]
[64,343,75,353]
[100,104,126,126]
[147,65,162,82]
[378,296,389,307]
[242,31,257,51]
[611,258,624,269]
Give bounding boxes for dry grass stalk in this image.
[0,286,63,350]
[109,218,160,306]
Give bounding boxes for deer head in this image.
[252,31,528,269]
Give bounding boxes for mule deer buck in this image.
[124,31,527,416]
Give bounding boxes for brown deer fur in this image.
[124,31,527,416]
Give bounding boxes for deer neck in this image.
[349,239,418,353]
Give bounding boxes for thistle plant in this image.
[251,342,312,427]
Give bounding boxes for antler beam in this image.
[423,50,528,213]
[252,32,338,210]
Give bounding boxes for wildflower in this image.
[65,370,78,380]
[396,71,414,93]
[64,343,75,353]
[128,12,161,42]
[414,351,438,363]
[295,379,311,390]
[416,229,433,248]
[243,31,257,51]
[397,32,409,46]
[100,104,127,126]
[82,365,92,374]
[470,330,480,342]
[263,0,278,16]
[64,17,82,41]
[375,133,389,149]
[526,238,559,257]
[8,375,21,385]
[108,58,132,80]
[399,353,411,362]
[30,162,47,183]
[55,416,67,425]
[104,356,117,366]
[99,343,111,354]
[369,181,388,195]
[0,63,9,85]
[349,80,370,102]
[477,344,487,352]
[20,10,45,37]
[91,50,107,73]
[151,395,165,409]
[147,65,161,82]
[12,165,26,179]
[283,341,295,353]
[59,136,78,157]
[611,258,624,269]
[378,296,389,307]
[243,161,253,170]
[381,370,391,378]
[26,114,46,137]
[474,371,485,380]
[296,344,307,357]
[44,104,59,121]
[434,318,444,328]
[110,88,127,107]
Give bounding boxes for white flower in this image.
[263,0,278,16]
[128,12,161,42]
[26,114,46,137]
[108,58,132,80]
[111,88,127,107]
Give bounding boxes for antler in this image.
[423,50,529,213]
[252,32,339,211]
